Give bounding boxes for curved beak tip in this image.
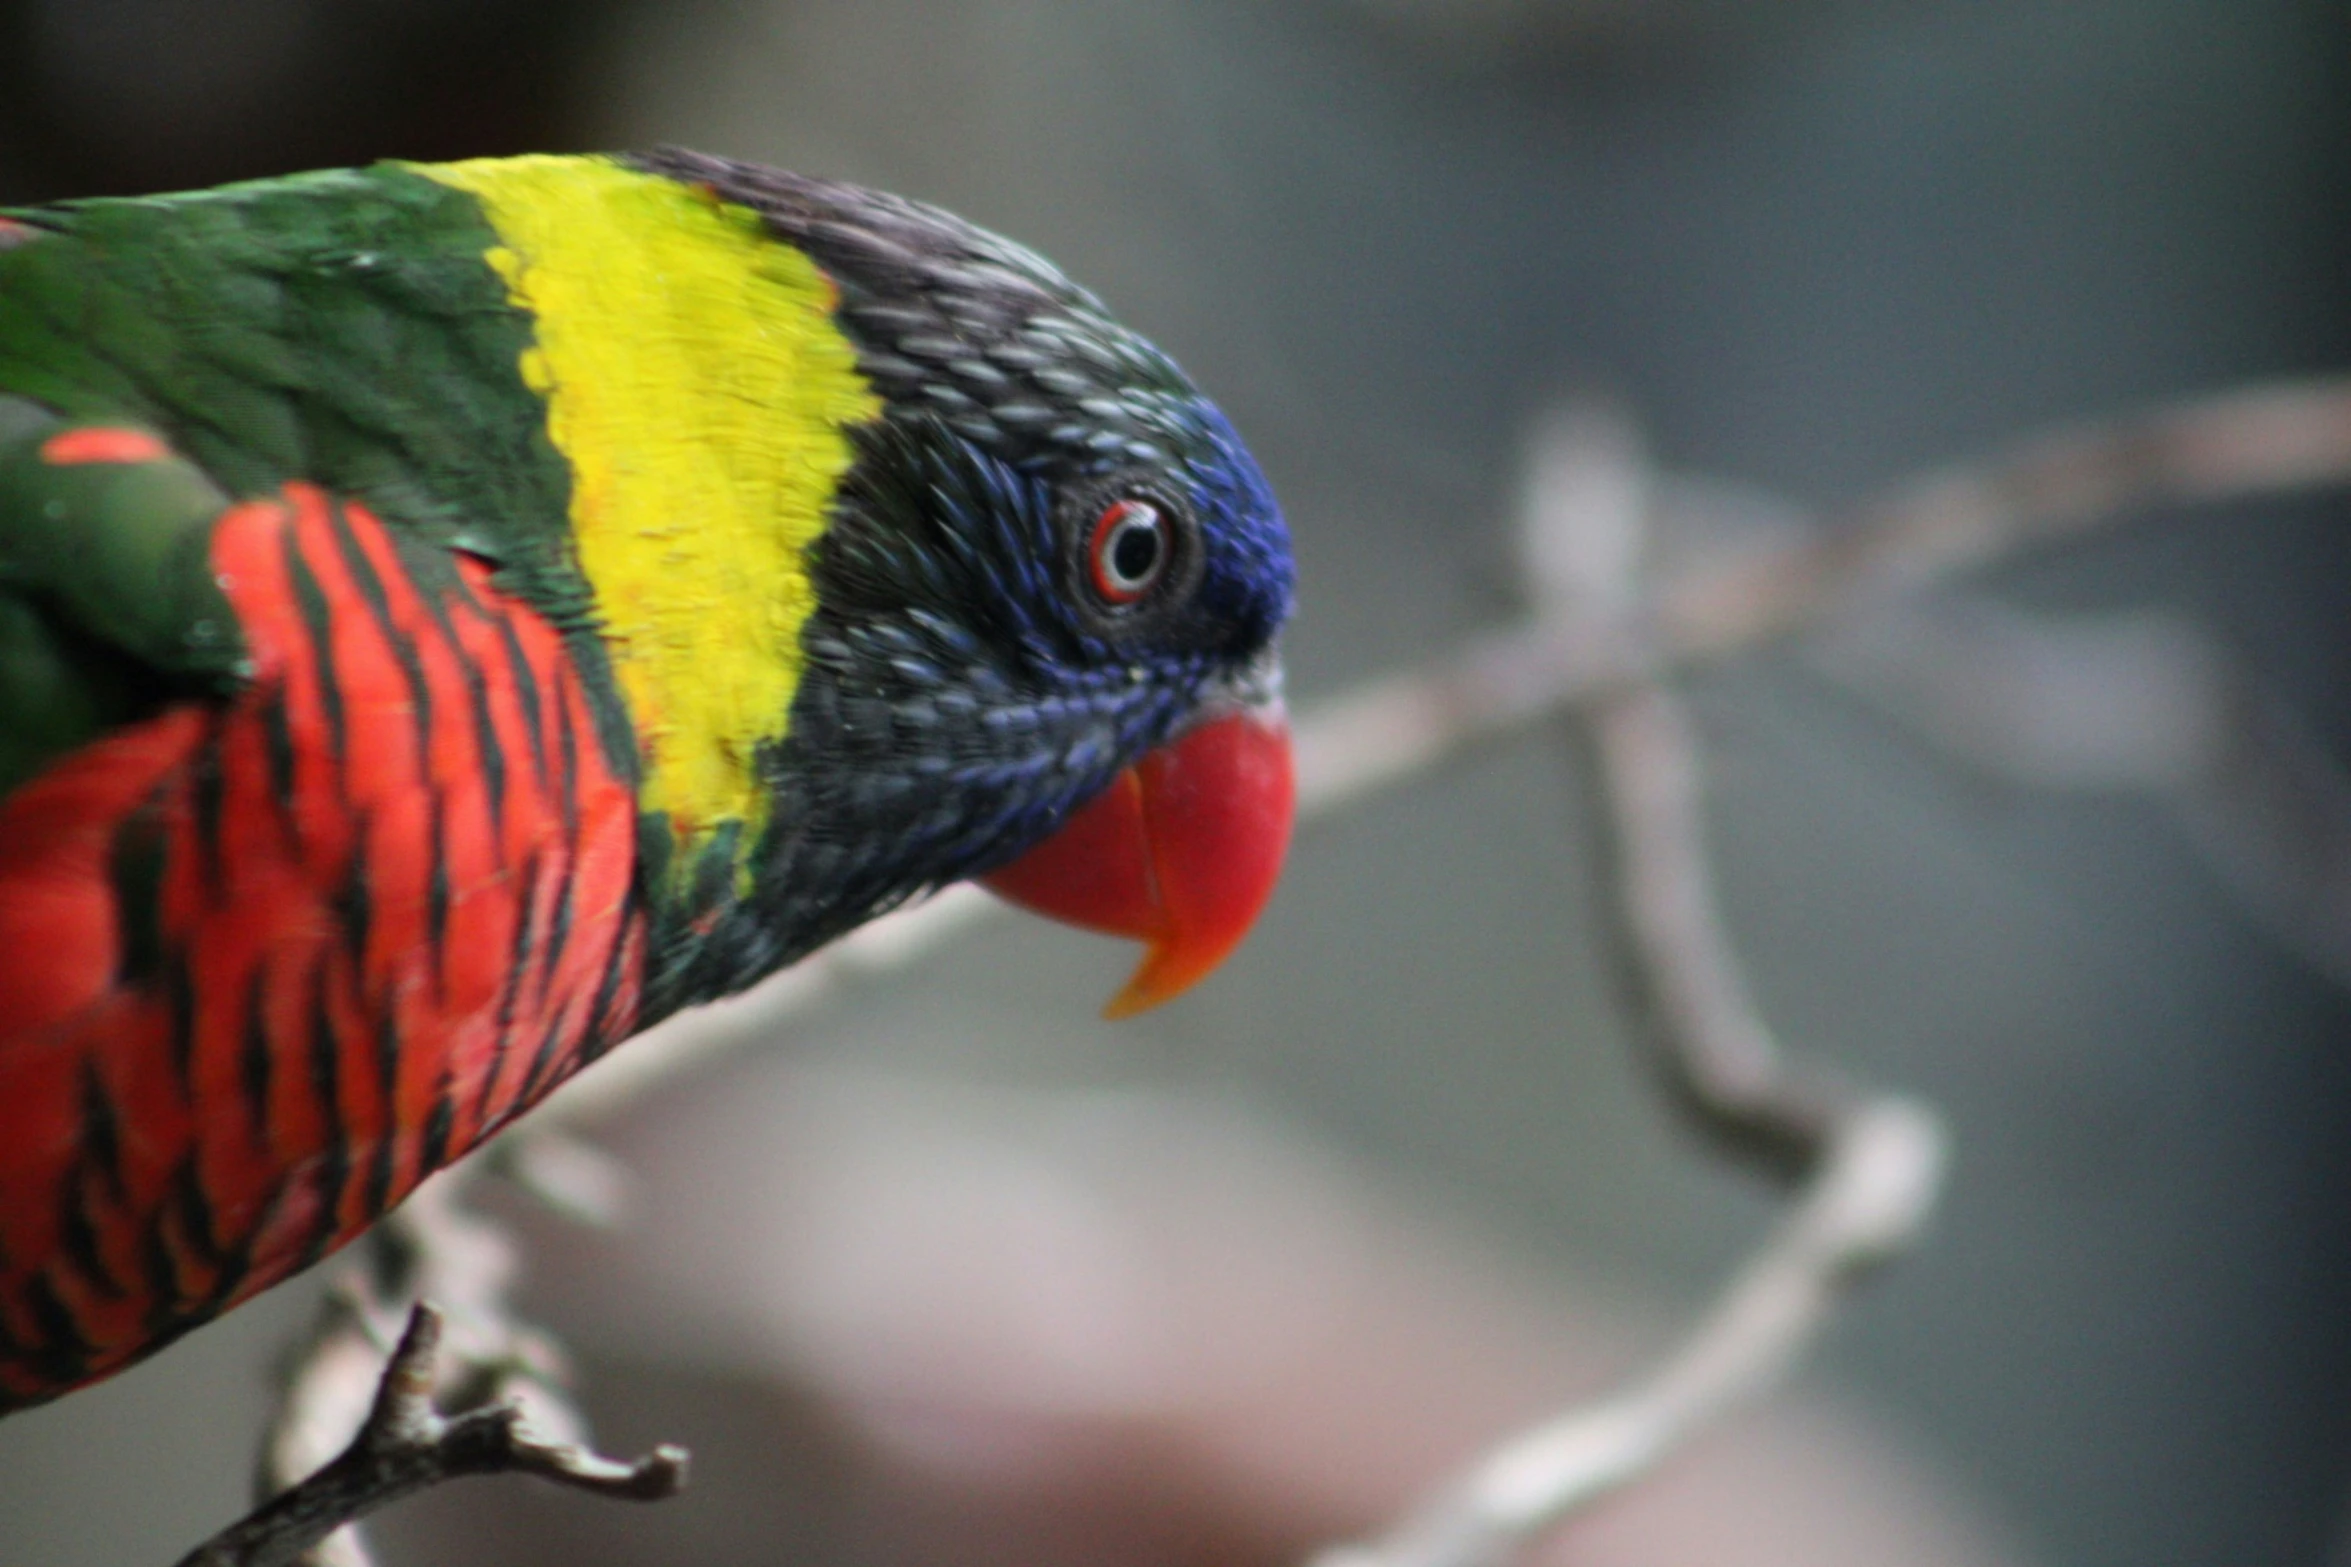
[979,705,1296,1017]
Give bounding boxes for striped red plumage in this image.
[0,483,642,1408]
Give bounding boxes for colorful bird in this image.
[0,150,1295,1411]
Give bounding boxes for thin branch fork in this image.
[184,1166,677,1567]
[176,1303,685,1567]
[1315,687,1947,1566]
[1313,402,1952,1567]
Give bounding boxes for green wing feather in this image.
[0,168,617,793]
[0,170,568,539]
[0,402,241,793]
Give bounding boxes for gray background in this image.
[1,2,2348,1564]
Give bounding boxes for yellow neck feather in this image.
[417,154,881,864]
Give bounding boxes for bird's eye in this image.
[1087,499,1168,605]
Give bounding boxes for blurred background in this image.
[1,1,2349,1564]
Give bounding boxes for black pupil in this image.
[1109,510,1162,585]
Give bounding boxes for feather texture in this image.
[0,152,1293,1410]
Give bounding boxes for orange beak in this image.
[979,705,1295,1017]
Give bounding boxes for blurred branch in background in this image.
[179,1301,681,1567]
[1314,403,1945,1567]
[182,373,2351,1566]
[180,1148,679,1567]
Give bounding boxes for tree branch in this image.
[1308,400,1952,1567]
[1312,1096,1943,1567]
[1658,377,2351,660]
[1580,685,1860,1180]
[175,1303,684,1567]
[1308,674,1947,1567]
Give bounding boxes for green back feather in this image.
[0,166,635,787]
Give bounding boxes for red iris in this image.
[1088,499,1167,605]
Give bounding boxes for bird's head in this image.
[632,151,1295,1015]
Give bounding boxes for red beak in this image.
[979,705,1295,1017]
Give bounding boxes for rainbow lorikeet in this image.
[0,150,1295,1412]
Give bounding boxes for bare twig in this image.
[1313,1099,1943,1567]
[1306,378,2351,823]
[1313,400,1951,1567]
[177,1303,684,1567]
[216,1164,674,1567]
[1659,377,2351,661]
[1310,679,1948,1567]
[1518,405,1856,1178]
[1300,379,2351,824]
[1580,687,1858,1179]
